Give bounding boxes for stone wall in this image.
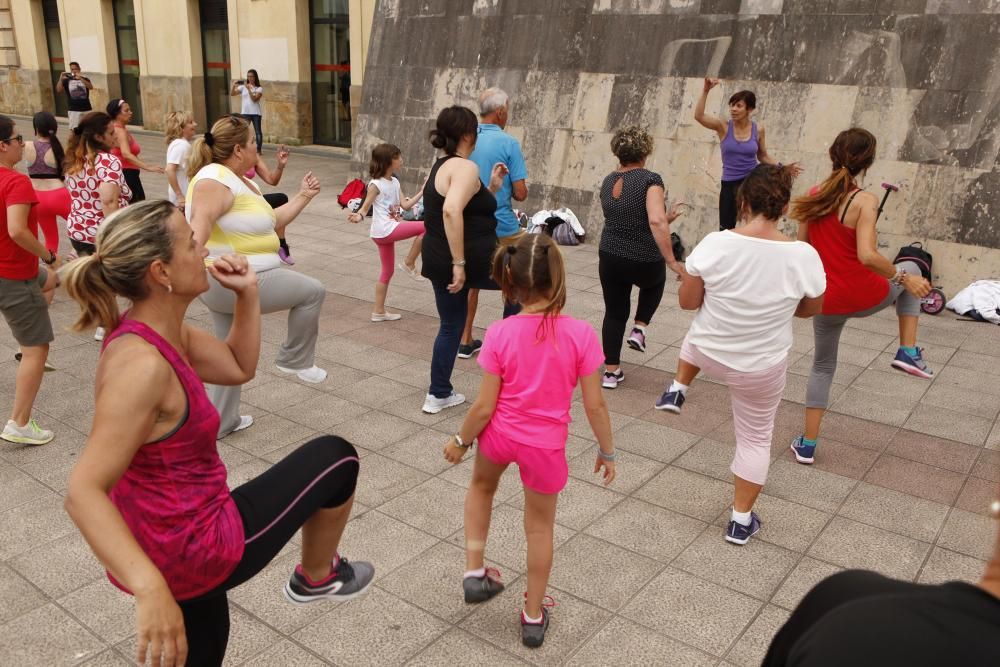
[354,0,1000,294]
[0,67,48,116]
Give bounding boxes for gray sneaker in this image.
[283,556,375,604]
[463,568,504,603]
[521,607,550,648]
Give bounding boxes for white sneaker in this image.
[371,312,402,322]
[397,262,426,282]
[233,415,254,433]
[94,326,106,341]
[1,418,54,445]
[276,364,328,384]
[421,392,466,414]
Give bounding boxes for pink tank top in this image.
[103,318,244,601]
[110,123,141,170]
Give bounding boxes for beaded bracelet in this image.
[597,449,617,462]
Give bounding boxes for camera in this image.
[235,79,245,85]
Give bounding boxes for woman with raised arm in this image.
[106,98,163,201]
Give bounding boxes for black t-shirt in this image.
[598,168,666,263]
[763,570,1000,667]
[421,155,499,288]
[64,75,92,112]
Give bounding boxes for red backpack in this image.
[337,178,366,209]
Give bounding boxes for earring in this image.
[167,284,173,294]
[991,499,1000,519]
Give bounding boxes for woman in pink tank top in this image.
[106,98,163,202]
[61,201,374,666]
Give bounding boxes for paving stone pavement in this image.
[0,130,998,666]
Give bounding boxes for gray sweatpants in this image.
[200,267,326,437]
[805,260,922,409]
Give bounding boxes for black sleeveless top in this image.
[421,155,499,287]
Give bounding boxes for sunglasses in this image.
[0,134,23,145]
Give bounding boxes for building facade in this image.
[1,0,376,148]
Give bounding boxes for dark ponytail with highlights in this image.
[32,112,65,179]
[491,234,567,339]
[791,128,877,222]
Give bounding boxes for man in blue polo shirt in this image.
[459,87,529,358]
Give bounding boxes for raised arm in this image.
[853,192,930,298]
[272,171,320,228]
[230,82,241,97]
[254,145,287,186]
[400,174,428,212]
[347,182,379,223]
[695,77,727,140]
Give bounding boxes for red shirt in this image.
[0,167,41,280]
[807,193,889,315]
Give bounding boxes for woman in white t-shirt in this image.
[231,69,263,153]
[347,143,426,322]
[163,110,197,210]
[663,164,825,546]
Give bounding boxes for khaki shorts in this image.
[0,268,54,347]
[67,110,87,130]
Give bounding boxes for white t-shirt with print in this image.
[165,138,191,205]
[685,231,826,372]
[369,176,402,239]
[238,84,263,115]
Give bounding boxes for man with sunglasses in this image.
[56,62,94,130]
[0,116,59,445]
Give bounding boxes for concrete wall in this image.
[355,0,1000,294]
[1,0,49,115]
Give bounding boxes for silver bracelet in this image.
[597,449,616,462]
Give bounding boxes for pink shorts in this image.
[478,426,568,495]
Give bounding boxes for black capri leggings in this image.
[599,251,666,366]
[123,168,145,202]
[263,192,288,209]
[178,435,360,666]
[719,177,745,231]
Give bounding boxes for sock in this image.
[522,609,543,624]
[464,567,486,580]
[632,324,646,333]
[801,437,817,447]
[731,509,752,526]
[279,238,290,251]
[669,380,689,395]
[900,345,918,356]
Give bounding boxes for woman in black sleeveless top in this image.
[420,105,508,415]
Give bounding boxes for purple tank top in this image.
[720,120,759,182]
[27,141,59,178]
[102,318,244,601]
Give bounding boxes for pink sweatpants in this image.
[372,221,425,284]
[34,187,70,254]
[680,337,787,485]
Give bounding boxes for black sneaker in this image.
[463,567,505,603]
[457,339,483,359]
[521,597,555,648]
[283,556,375,604]
[654,389,685,413]
[725,512,762,546]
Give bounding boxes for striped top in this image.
[186,163,280,272]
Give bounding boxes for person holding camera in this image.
[231,70,264,153]
[56,62,93,130]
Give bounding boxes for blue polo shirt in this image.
[469,123,528,238]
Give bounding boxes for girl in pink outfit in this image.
[347,143,426,321]
[443,234,616,649]
[669,165,826,546]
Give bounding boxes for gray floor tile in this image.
[771,557,844,611]
[917,546,988,585]
[936,509,995,560]
[673,437,737,482]
[241,639,330,666]
[584,497,706,562]
[446,503,575,573]
[567,444,665,494]
[808,517,931,580]
[79,650,133,666]
[762,460,856,513]
[407,628,527,666]
[727,605,790,667]
[294,587,448,666]
[903,404,993,446]
[633,466,733,522]
[548,534,663,611]
[864,454,965,505]
[57,579,134,645]
[838,482,949,543]
[509,476,625,531]
[0,563,47,625]
[380,477,470,539]
[336,510,440,582]
[883,429,980,474]
[567,616,716,667]
[221,605,284,666]
[0,466,53,513]
[353,453,431,507]
[673,532,800,601]
[620,567,763,657]
[0,603,105,666]
[380,427,457,475]
[712,493,832,553]
[0,495,77,560]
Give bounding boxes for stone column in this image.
[347,0,377,142]
[133,0,202,131]
[4,0,51,115]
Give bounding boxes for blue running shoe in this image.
[654,389,685,413]
[725,512,761,546]
[790,435,815,465]
[890,347,934,379]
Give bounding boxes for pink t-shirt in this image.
[478,314,603,449]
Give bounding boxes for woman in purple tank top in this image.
[61,201,374,666]
[695,77,802,230]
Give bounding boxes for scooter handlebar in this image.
[881,182,899,192]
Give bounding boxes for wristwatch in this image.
[453,433,472,449]
[43,251,56,266]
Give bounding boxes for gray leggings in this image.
[200,267,326,437]
[805,261,921,409]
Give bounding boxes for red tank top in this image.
[103,319,243,601]
[807,190,889,315]
[110,123,141,170]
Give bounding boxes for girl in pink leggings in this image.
[670,164,826,546]
[23,112,70,254]
[348,143,426,321]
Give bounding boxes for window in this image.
[112,0,143,125]
[200,0,230,126]
[41,0,65,115]
[0,0,18,68]
[310,0,351,146]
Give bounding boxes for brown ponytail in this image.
[790,128,877,222]
[490,234,567,339]
[187,115,251,178]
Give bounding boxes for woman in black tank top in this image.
[419,106,508,415]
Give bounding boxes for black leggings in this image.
[123,168,145,202]
[598,251,666,365]
[70,239,96,256]
[719,177,745,231]
[263,192,288,209]
[177,435,360,666]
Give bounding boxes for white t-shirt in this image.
[165,138,191,204]
[238,84,263,115]
[685,231,826,372]
[369,176,402,239]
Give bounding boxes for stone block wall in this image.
[355,0,1000,294]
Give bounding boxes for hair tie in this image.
[506,246,517,255]
[204,131,215,147]
[541,245,550,255]
[72,126,83,136]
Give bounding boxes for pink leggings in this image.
[34,188,70,254]
[680,337,787,486]
[373,221,425,284]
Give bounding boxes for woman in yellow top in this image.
[187,115,324,438]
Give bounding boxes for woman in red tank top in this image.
[787,129,933,466]
[106,99,163,202]
[61,201,373,666]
